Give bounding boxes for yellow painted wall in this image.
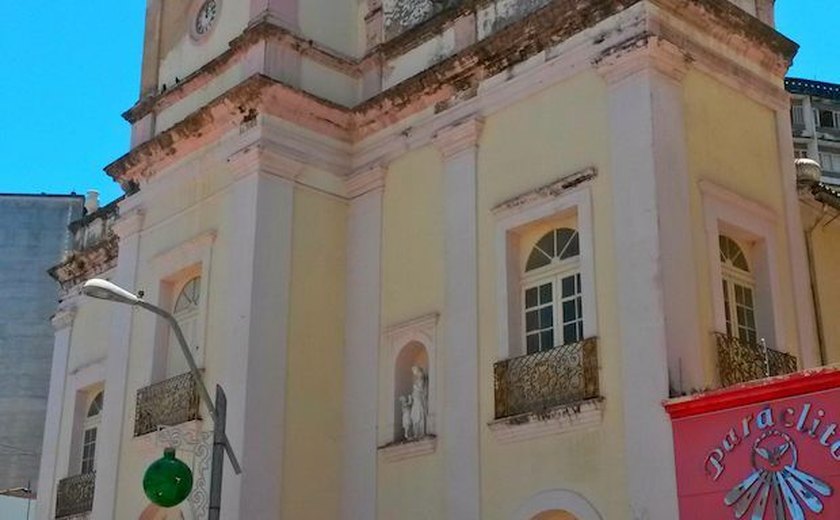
[801,205,840,364]
[476,70,627,519]
[378,146,446,519]
[683,69,799,384]
[283,183,347,520]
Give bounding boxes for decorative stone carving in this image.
[398,366,429,441]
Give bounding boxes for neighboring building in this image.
[787,77,840,185]
[0,194,84,492]
[37,0,840,519]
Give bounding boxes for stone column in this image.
[35,305,76,520]
[222,144,300,519]
[597,37,689,519]
[435,117,482,520]
[340,166,385,520]
[91,206,145,519]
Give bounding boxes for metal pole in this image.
[136,300,241,474]
[209,385,226,520]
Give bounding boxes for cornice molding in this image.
[492,167,598,215]
[433,117,484,158]
[345,164,386,198]
[595,34,692,85]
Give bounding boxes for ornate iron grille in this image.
[134,372,201,437]
[493,338,599,419]
[715,332,798,387]
[55,472,95,518]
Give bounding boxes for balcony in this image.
[715,332,798,387]
[493,338,599,420]
[55,472,95,518]
[134,372,201,437]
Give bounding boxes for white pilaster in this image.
[221,147,299,519]
[775,106,820,367]
[598,38,686,519]
[435,117,482,520]
[91,206,145,519]
[340,165,385,520]
[35,305,77,520]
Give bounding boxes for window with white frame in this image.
[522,227,583,354]
[80,391,103,474]
[719,235,758,345]
[166,275,201,378]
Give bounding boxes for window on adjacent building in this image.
[167,275,201,378]
[818,109,840,129]
[81,391,103,474]
[522,228,583,354]
[791,105,805,126]
[819,151,840,173]
[719,235,758,345]
[794,149,809,159]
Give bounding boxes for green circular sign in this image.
[143,448,193,508]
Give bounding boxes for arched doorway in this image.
[514,489,602,520]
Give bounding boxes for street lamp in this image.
[82,278,241,520]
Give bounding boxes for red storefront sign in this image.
[665,369,840,520]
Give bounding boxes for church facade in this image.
[36,0,839,519]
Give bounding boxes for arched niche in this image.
[380,313,439,447]
[514,490,602,520]
[393,341,429,441]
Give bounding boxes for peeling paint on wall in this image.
[477,0,552,40]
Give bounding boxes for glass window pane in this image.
[526,334,539,354]
[563,324,578,344]
[539,307,553,328]
[561,276,575,297]
[562,300,577,321]
[535,232,555,259]
[525,287,538,308]
[541,330,554,351]
[525,250,551,271]
[525,311,539,331]
[539,283,552,304]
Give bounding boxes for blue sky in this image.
[0,0,837,204]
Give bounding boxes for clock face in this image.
[193,0,218,38]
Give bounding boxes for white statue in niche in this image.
[397,365,429,441]
[410,365,428,439]
[399,396,413,441]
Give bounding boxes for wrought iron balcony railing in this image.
[715,332,798,387]
[493,338,599,420]
[134,372,201,437]
[55,472,95,518]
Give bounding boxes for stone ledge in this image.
[487,398,604,444]
[378,435,437,462]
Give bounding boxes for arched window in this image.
[719,235,757,344]
[167,276,201,377]
[81,391,103,474]
[523,228,582,354]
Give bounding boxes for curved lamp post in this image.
[82,278,241,519]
